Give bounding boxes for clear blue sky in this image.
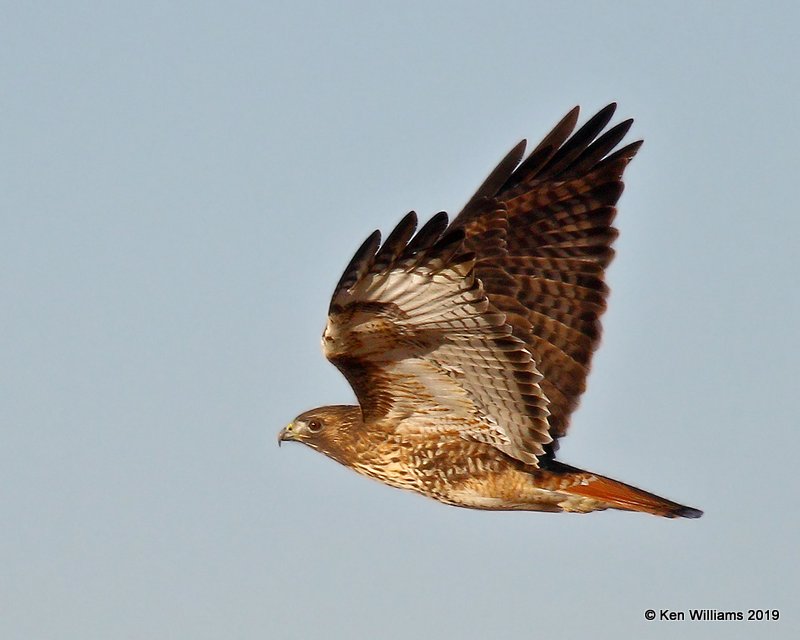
[3,2,798,638]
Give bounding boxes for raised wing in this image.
[450,103,642,452]
[324,212,551,465]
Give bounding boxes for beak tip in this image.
[277,425,291,447]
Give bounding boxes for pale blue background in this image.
[3,2,798,638]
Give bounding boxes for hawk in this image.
[278,104,702,518]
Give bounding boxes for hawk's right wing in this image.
[450,104,641,451]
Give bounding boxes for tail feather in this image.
[556,467,703,518]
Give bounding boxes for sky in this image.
[3,2,799,638]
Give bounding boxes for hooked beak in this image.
[277,423,294,447]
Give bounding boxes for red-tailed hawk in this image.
[279,104,702,518]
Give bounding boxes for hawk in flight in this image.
[279,104,702,518]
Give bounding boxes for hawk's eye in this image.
[307,419,323,433]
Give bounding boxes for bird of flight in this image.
[279,104,702,518]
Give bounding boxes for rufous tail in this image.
[553,463,703,518]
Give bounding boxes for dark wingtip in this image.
[675,505,704,519]
[567,105,580,120]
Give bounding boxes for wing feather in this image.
[450,104,641,452]
[330,230,381,306]
[400,211,449,260]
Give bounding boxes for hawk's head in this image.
[278,405,363,463]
